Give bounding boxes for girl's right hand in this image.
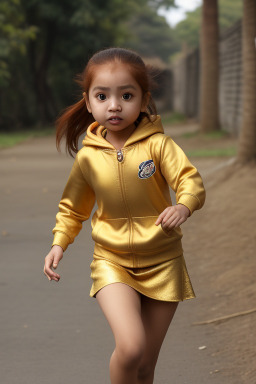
[44,245,63,282]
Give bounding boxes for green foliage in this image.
[0,0,178,130]
[148,0,176,10]
[0,0,37,87]
[1,0,143,128]
[173,0,242,50]
[161,112,187,125]
[0,127,54,148]
[218,0,243,30]
[181,130,237,157]
[45,0,147,107]
[187,147,237,157]
[174,7,201,49]
[126,6,179,62]
[182,130,230,139]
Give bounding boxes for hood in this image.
[82,115,164,149]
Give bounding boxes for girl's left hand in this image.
[155,204,190,236]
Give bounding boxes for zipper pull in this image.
[117,149,124,162]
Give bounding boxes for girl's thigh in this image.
[140,296,178,362]
[96,283,146,349]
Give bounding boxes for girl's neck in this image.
[105,124,136,150]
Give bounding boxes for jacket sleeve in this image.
[52,153,95,251]
[160,135,205,215]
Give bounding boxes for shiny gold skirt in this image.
[90,254,195,302]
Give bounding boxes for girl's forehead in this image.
[94,62,128,73]
[90,63,139,87]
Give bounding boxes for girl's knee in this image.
[116,338,145,369]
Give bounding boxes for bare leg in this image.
[137,297,178,384]
[96,283,146,384]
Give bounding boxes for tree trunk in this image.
[237,0,256,163]
[200,0,220,132]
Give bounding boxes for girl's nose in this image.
[109,98,121,111]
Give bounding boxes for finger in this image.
[162,210,178,226]
[161,222,175,236]
[161,210,176,224]
[44,259,53,275]
[155,207,172,225]
[46,270,60,282]
[51,275,60,282]
[52,255,61,269]
[43,267,52,281]
[174,216,187,228]
[44,262,60,281]
[53,250,64,268]
[155,216,162,225]
[162,216,179,232]
[47,269,60,280]
[155,211,165,225]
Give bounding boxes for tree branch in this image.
[193,308,256,326]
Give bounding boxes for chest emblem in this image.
[138,160,156,179]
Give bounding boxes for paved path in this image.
[0,135,231,384]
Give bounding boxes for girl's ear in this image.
[83,92,92,113]
[141,92,150,112]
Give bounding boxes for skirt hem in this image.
[90,280,195,302]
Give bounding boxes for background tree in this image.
[200,0,219,132]
[0,0,37,86]
[0,0,176,131]
[237,0,256,163]
[22,0,146,125]
[0,0,37,127]
[126,5,179,63]
[173,0,242,52]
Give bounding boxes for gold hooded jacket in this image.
[52,116,205,268]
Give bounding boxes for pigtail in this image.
[138,64,158,123]
[145,93,157,118]
[56,98,94,157]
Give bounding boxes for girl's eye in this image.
[122,93,132,100]
[97,94,106,101]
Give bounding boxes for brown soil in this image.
[171,124,256,383]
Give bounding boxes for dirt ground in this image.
[171,124,256,383]
[1,123,255,383]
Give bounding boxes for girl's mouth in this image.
[108,116,123,124]
[109,116,122,121]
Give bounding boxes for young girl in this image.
[44,47,205,384]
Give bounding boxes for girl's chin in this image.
[106,123,136,133]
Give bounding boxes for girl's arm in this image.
[44,153,95,281]
[156,135,205,232]
[52,153,95,251]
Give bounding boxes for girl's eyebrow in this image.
[92,85,137,92]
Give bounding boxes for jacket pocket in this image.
[132,216,182,253]
[92,218,130,252]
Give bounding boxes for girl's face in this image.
[85,63,147,134]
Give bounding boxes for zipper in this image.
[117,149,123,162]
[117,149,135,266]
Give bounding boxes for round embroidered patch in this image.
[138,160,156,179]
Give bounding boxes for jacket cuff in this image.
[52,232,70,251]
[177,194,200,215]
